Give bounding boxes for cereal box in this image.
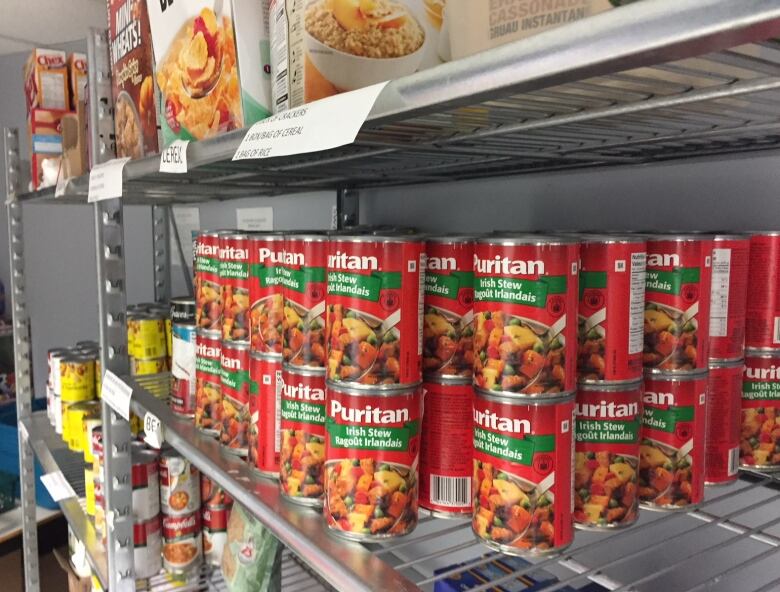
[24,48,69,112]
[108,0,160,159]
[147,0,273,145]
[28,108,70,190]
[67,53,88,111]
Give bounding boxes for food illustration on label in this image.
[220,236,251,342]
[196,234,222,332]
[740,357,780,468]
[643,303,698,371]
[638,439,693,507]
[281,430,325,499]
[574,452,636,527]
[251,294,284,354]
[283,303,326,367]
[222,288,249,339]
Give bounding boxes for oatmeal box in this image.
[108,0,159,159]
[147,0,273,145]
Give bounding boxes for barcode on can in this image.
[430,475,470,507]
[728,446,739,476]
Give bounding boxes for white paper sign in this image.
[18,421,28,442]
[41,471,77,502]
[55,176,68,197]
[159,140,190,173]
[143,412,164,449]
[88,157,130,202]
[237,207,274,231]
[101,370,133,421]
[171,207,201,267]
[232,82,388,161]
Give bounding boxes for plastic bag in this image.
[221,502,282,592]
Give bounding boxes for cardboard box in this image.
[61,106,88,180]
[148,0,273,144]
[24,48,70,112]
[53,548,91,592]
[28,107,71,190]
[68,53,88,111]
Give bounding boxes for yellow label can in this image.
[66,400,100,452]
[60,355,96,402]
[85,466,95,516]
[135,314,167,359]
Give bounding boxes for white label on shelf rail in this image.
[159,140,190,174]
[101,370,133,421]
[143,412,164,449]
[237,207,273,231]
[18,421,28,442]
[232,82,388,161]
[88,157,130,202]
[41,471,77,502]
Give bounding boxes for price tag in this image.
[236,207,273,231]
[88,157,130,202]
[159,140,189,173]
[143,412,164,449]
[40,471,77,502]
[101,370,132,421]
[233,82,388,161]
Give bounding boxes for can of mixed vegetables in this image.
[248,353,283,478]
[705,359,743,484]
[195,230,224,335]
[219,232,252,344]
[708,234,749,361]
[249,233,286,356]
[740,350,780,471]
[219,341,251,457]
[195,330,222,437]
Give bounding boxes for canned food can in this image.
[66,400,99,452]
[578,236,646,384]
[423,237,475,380]
[92,427,104,477]
[706,360,743,484]
[574,381,642,529]
[60,355,96,402]
[643,236,713,372]
[740,350,780,471]
[201,474,233,508]
[162,511,203,574]
[195,330,222,437]
[220,342,251,456]
[94,492,106,543]
[249,353,283,477]
[419,379,472,517]
[132,443,161,521]
[326,235,425,388]
[250,233,286,355]
[134,516,163,580]
[85,467,95,517]
[171,323,197,417]
[472,389,574,555]
[61,401,76,446]
[195,230,224,334]
[82,417,102,465]
[202,505,229,566]
[282,233,328,369]
[220,233,252,344]
[53,393,63,435]
[708,235,750,360]
[171,296,196,325]
[473,235,579,396]
[135,313,168,360]
[640,371,707,510]
[324,382,422,541]
[46,385,55,427]
[746,233,780,349]
[47,347,71,393]
[130,356,169,376]
[159,447,201,516]
[279,367,326,506]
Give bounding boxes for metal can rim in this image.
[285,233,330,243]
[476,234,578,246]
[422,375,473,386]
[576,380,643,393]
[250,351,283,362]
[578,234,646,244]
[745,348,780,359]
[329,234,425,244]
[708,358,745,369]
[325,380,422,397]
[474,387,575,405]
[282,364,327,378]
[643,368,709,380]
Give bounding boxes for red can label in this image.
[423,240,474,379]
[133,517,162,579]
[578,241,646,382]
[472,392,574,553]
[709,238,749,359]
[195,332,222,435]
[640,374,706,508]
[250,236,286,355]
[220,234,251,343]
[195,232,222,333]
[643,238,712,371]
[282,236,327,369]
[324,385,422,539]
[473,240,579,395]
[249,355,283,475]
[220,343,250,455]
[160,452,201,516]
[202,506,229,531]
[134,516,162,546]
[280,370,326,502]
[161,511,203,573]
[419,381,473,515]
[740,355,780,469]
[746,234,780,349]
[201,474,233,508]
[574,384,641,528]
[706,363,743,483]
[326,238,425,387]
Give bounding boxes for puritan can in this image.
[60,355,96,402]
[577,236,646,383]
[423,236,475,379]
[640,371,707,510]
[130,356,169,376]
[65,400,99,452]
[159,448,201,516]
[740,350,780,471]
[324,382,422,540]
[201,474,233,508]
[473,235,579,396]
[202,505,229,566]
[419,379,473,517]
[472,389,574,555]
[134,516,163,580]
[746,232,780,350]
[220,233,252,343]
[195,230,224,334]
[574,381,642,529]
[326,235,425,388]
[162,511,203,575]
[709,235,750,360]
[706,359,743,484]
[249,353,283,477]
[170,297,196,325]
[135,313,168,360]
[250,233,286,355]
[643,235,713,372]
[171,323,197,417]
[82,416,102,465]
[132,443,161,521]
[279,367,326,506]
[282,233,328,369]
[220,342,251,456]
[195,330,222,437]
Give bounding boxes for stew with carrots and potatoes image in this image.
[574,451,637,527]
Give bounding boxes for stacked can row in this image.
[127,301,172,379]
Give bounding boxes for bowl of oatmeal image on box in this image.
[304,0,429,92]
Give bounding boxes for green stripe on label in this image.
[219,261,249,280]
[474,275,566,308]
[281,399,326,425]
[325,418,418,450]
[645,267,700,295]
[197,257,219,275]
[251,264,286,288]
[279,266,326,292]
[221,368,250,390]
[743,381,780,400]
[579,271,607,297]
[473,427,554,465]
[641,406,693,433]
[196,357,221,375]
[327,271,401,301]
[575,419,640,443]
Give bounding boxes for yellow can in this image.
[135,314,167,359]
[95,358,102,398]
[84,466,95,516]
[60,355,96,402]
[127,313,140,359]
[82,416,102,464]
[130,356,169,376]
[66,400,100,452]
[61,401,75,445]
[166,317,172,358]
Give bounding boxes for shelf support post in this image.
[5,127,40,592]
[336,188,359,229]
[152,205,171,303]
[88,28,135,591]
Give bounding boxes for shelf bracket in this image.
[336,188,359,229]
[152,205,171,303]
[5,127,40,592]
[88,28,135,591]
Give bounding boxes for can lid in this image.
[170,297,196,324]
[285,232,329,242]
[196,328,222,339]
[330,233,425,244]
[646,233,715,241]
[708,358,744,369]
[221,340,250,352]
[474,386,575,404]
[250,233,285,242]
[643,368,709,380]
[745,347,780,359]
[424,234,479,244]
[48,347,73,356]
[325,379,422,396]
[578,234,646,244]
[477,233,578,246]
[283,364,327,378]
[422,374,472,385]
[60,353,96,363]
[219,232,253,241]
[577,379,643,392]
[746,231,780,237]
